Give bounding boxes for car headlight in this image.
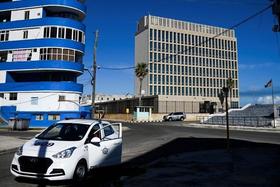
[16,145,23,156]
[52,147,76,159]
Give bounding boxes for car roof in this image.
[56,119,108,126]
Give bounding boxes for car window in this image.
[88,124,101,140]
[37,123,89,141]
[103,125,114,137]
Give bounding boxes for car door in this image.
[99,122,122,167]
[87,124,105,168]
[173,112,179,120]
[87,123,122,168]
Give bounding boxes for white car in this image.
[10,119,122,181]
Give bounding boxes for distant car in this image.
[163,112,186,121]
[10,119,122,181]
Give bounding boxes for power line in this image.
[273,17,280,57]
[98,66,135,70]
[180,0,270,6]
[10,93,58,105]
[156,3,273,63]
[94,3,273,71]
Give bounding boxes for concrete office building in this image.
[135,15,240,113]
[0,0,89,127]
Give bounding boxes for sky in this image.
[78,0,280,106]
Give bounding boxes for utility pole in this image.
[222,87,230,151]
[271,80,276,128]
[272,0,280,32]
[91,30,99,118]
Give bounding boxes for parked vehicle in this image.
[10,119,122,181]
[163,112,186,121]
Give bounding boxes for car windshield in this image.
[37,123,90,141]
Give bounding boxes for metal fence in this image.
[198,116,272,127]
[158,101,201,113]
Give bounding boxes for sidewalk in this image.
[0,135,26,155]
[183,122,280,133]
[0,128,44,155]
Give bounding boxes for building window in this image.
[40,48,82,63]
[24,11,30,20]
[48,114,60,121]
[0,93,3,98]
[9,93,17,100]
[23,30,28,39]
[66,28,72,39]
[58,95,65,101]
[35,114,44,121]
[0,30,9,42]
[58,27,65,38]
[73,30,78,41]
[50,27,57,38]
[31,97,38,105]
[44,27,50,38]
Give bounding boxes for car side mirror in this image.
[91,137,101,145]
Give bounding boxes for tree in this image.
[135,63,148,106]
[226,77,234,108]
[218,91,225,112]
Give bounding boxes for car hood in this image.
[21,138,82,157]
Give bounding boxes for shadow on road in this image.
[15,138,280,186]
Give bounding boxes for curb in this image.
[0,148,17,156]
[184,123,280,133]
[129,120,163,123]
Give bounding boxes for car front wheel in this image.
[180,117,184,121]
[168,117,172,121]
[73,160,87,182]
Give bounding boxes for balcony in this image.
[0,17,85,32]
[0,60,84,74]
[0,38,85,52]
[0,82,83,93]
[0,0,86,21]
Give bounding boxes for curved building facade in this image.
[0,0,89,127]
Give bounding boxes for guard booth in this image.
[133,106,152,121]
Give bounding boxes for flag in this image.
[265,79,272,88]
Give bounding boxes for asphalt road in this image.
[0,121,280,186]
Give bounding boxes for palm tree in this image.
[218,91,225,112]
[135,63,148,106]
[227,77,234,108]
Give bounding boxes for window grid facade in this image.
[136,15,239,105]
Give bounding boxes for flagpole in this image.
[272,79,276,128]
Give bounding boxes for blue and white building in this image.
[0,0,90,127]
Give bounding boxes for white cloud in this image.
[257,96,280,104]
[239,62,278,70]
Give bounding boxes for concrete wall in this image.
[102,113,209,122]
[103,114,133,121]
[2,92,80,112]
[11,8,43,21]
[9,28,42,42]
